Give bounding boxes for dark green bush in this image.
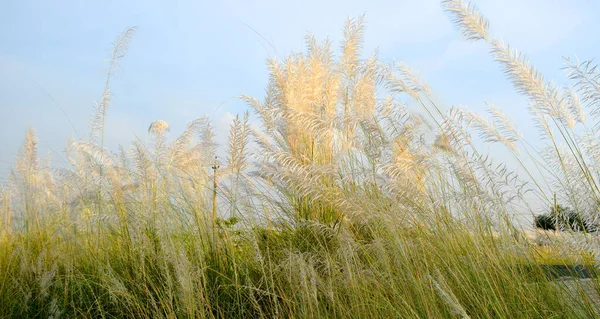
[534,204,595,232]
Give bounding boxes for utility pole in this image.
[212,156,219,229]
[554,193,559,231]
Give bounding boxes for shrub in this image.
[535,205,596,232]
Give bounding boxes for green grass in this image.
[0,214,596,318]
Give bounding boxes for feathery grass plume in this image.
[351,52,381,119]
[428,269,471,319]
[486,103,523,143]
[148,120,170,136]
[89,26,137,144]
[443,1,573,132]
[200,120,218,162]
[443,0,600,202]
[225,111,251,218]
[242,95,277,133]
[434,133,454,153]
[441,0,489,41]
[385,61,431,100]
[442,108,473,150]
[451,103,521,152]
[564,57,600,128]
[170,117,205,153]
[378,97,411,135]
[341,15,365,79]
[564,86,586,125]
[148,120,170,173]
[540,145,598,224]
[9,128,51,234]
[490,40,572,125]
[0,187,12,239]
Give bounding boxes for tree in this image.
[534,214,555,231]
[534,204,594,232]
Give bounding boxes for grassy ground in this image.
[1,216,598,318]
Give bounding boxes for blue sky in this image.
[1,0,599,183]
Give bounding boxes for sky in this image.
[1,0,599,195]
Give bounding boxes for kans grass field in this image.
[2,0,600,318]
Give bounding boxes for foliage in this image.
[535,204,596,232]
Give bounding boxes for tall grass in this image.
[1,1,600,318]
